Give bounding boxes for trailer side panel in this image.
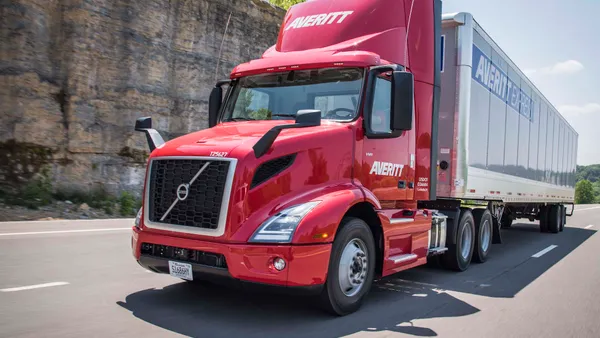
[438,13,577,203]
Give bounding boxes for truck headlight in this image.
[134,207,143,228]
[249,201,320,243]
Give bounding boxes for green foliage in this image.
[268,0,305,10]
[576,164,600,183]
[576,164,600,203]
[575,179,595,204]
[249,108,272,120]
[118,191,141,216]
[3,167,53,209]
[54,187,140,216]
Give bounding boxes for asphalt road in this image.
[1,205,600,338]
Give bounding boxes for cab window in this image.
[369,76,392,133]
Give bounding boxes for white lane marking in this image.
[0,228,131,237]
[532,245,558,258]
[1,282,69,292]
[576,206,600,212]
[0,218,134,225]
[393,278,438,287]
[585,224,595,229]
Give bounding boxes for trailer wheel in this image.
[548,205,561,234]
[441,209,475,272]
[539,206,549,233]
[472,209,493,263]
[321,217,375,316]
[500,213,513,229]
[559,205,566,232]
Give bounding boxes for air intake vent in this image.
[251,154,296,188]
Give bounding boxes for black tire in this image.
[548,205,560,234]
[441,209,475,272]
[539,206,549,233]
[472,209,493,263]
[559,205,566,232]
[500,212,513,229]
[321,217,376,316]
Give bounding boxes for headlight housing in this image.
[134,207,143,228]
[249,201,320,243]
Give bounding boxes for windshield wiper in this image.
[227,117,256,121]
[271,114,297,118]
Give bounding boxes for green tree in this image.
[594,180,600,203]
[269,0,305,10]
[575,179,595,204]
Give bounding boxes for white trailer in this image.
[419,13,577,271]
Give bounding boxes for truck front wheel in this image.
[321,217,376,316]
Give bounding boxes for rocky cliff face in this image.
[0,0,285,196]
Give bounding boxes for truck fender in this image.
[441,207,460,245]
[291,186,376,244]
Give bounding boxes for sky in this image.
[442,0,598,165]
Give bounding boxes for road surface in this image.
[1,205,600,337]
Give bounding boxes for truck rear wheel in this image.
[548,205,561,234]
[539,206,549,233]
[321,217,375,316]
[559,205,566,232]
[441,209,475,271]
[472,209,493,263]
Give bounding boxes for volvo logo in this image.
[160,161,212,221]
[176,184,189,201]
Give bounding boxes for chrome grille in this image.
[147,158,232,231]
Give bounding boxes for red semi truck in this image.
[131,0,577,315]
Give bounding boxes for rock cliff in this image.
[0,0,285,196]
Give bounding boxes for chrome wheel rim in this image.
[481,219,491,252]
[460,223,473,260]
[338,238,368,297]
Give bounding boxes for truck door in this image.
[357,70,415,203]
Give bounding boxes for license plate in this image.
[168,261,193,281]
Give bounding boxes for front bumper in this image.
[132,227,331,292]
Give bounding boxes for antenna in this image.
[215,12,232,81]
[404,0,415,67]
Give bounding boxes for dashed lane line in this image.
[1,282,70,292]
[532,245,558,258]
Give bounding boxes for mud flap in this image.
[492,215,502,244]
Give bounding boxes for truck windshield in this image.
[222,67,364,122]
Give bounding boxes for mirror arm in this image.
[134,116,165,152]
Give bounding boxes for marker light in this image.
[134,207,143,228]
[273,257,286,271]
[249,201,320,243]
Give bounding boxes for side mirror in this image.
[134,116,165,152]
[135,116,152,131]
[391,71,414,131]
[208,86,222,128]
[208,79,231,128]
